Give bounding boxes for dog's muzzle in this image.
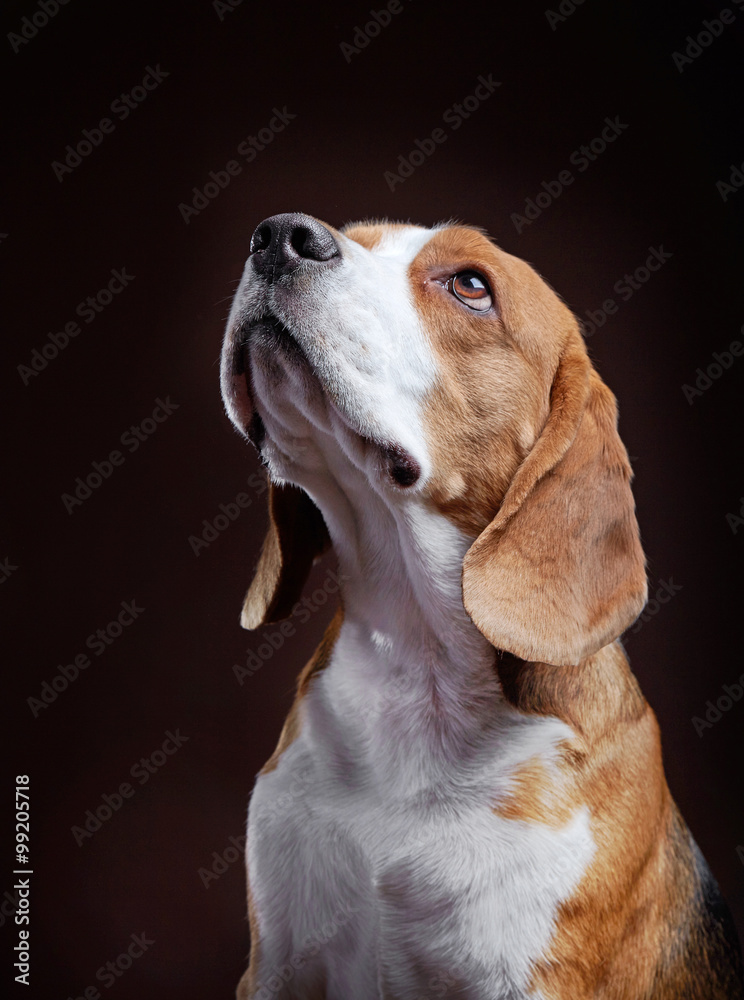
[221,213,422,490]
[222,214,340,437]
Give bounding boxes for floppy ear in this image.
[462,334,647,666]
[241,479,331,630]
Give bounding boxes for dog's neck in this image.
[276,424,642,789]
[294,452,536,790]
[306,457,491,665]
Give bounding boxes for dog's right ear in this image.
[241,479,331,629]
[462,334,647,666]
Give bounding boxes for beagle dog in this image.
[220,214,744,1000]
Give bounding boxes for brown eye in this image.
[449,271,492,312]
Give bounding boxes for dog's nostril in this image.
[290,224,338,263]
[250,224,272,254]
[290,226,313,256]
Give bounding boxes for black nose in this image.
[249,213,340,282]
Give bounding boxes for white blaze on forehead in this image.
[361,223,438,259]
[331,223,439,417]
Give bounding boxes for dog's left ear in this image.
[241,480,331,629]
[462,334,647,666]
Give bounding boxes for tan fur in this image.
[403,225,738,994]
[241,479,330,630]
[411,228,557,536]
[495,643,666,995]
[411,227,647,665]
[493,643,742,999]
[341,219,416,251]
[492,754,578,830]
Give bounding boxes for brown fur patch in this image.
[341,220,423,251]
[496,642,648,739]
[529,799,734,999]
[242,480,331,630]
[493,754,578,829]
[501,642,668,997]
[493,641,741,999]
[493,642,653,831]
[408,225,646,666]
[411,227,560,536]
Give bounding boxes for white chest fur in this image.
[246,619,595,1000]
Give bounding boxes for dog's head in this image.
[221,214,647,666]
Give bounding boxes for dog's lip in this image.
[238,313,303,369]
[380,443,421,487]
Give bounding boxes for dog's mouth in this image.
[236,314,306,452]
[228,312,421,489]
[225,312,309,439]
[236,314,305,373]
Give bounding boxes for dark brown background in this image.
[3,0,744,996]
